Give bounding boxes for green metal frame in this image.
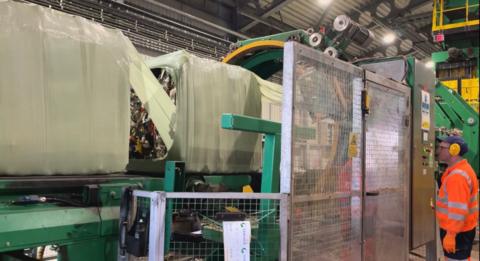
[238,49,284,79]
[435,83,479,175]
[429,1,479,176]
[221,113,281,193]
[431,48,478,81]
[229,29,354,79]
[0,176,163,260]
[221,113,281,260]
[163,161,184,254]
[158,114,283,260]
[160,115,282,258]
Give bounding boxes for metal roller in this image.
[324,47,338,58]
[333,15,351,32]
[333,14,374,47]
[309,33,322,48]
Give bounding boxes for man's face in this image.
[436,141,451,162]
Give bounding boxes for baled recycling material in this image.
[0,0,282,175]
[0,0,174,175]
[147,51,282,173]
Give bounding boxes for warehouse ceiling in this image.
[126,0,441,60]
[26,0,440,61]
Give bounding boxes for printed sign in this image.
[421,90,430,131]
[223,221,251,261]
[435,34,444,42]
[348,132,359,158]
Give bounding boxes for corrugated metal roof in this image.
[249,0,437,59]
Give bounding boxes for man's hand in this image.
[443,232,456,253]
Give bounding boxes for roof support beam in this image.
[239,10,285,31]
[239,0,295,32]
[393,11,432,24]
[139,0,249,39]
[238,4,296,33]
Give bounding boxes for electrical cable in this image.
[10,195,86,207]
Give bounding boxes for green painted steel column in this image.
[261,134,281,193]
[221,113,281,260]
[163,161,185,254]
[221,113,281,193]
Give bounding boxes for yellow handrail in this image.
[432,0,480,32]
[440,0,444,28]
[466,0,469,22]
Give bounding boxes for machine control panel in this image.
[420,143,434,168]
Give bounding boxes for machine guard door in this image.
[363,71,411,260]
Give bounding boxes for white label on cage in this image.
[223,221,251,261]
[421,90,430,131]
[423,131,429,142]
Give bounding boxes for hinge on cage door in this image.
[404,99,410,127]
[404,115,410,127]
[361,89,370,115]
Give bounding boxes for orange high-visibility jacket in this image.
[436,159,479,233]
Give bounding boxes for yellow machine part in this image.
[462,78,479,99]
[462,78,479,112]
[441,78,479,112]
[442,79,458,91]
[222,40,284,64]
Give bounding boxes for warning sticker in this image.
[421,90,430,131]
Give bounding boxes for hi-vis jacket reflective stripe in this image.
[436,160,479,233]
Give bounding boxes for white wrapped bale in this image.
[0,1,134,175]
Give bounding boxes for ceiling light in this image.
[382,33,396,44]
[318,0,333,8]
[425,61,435,68]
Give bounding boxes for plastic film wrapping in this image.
[0,1,280,175]
[0,1,174,175]
[147,51,280,173]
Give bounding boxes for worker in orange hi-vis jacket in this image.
[435,135,478,261]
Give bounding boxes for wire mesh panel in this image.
[165,196,281,261]
[281,42,363,261]
[363,76,410,261]
[130,191,285,261]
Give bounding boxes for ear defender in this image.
[449,143,461,156]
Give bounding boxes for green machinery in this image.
[222,14,375,77]
[0,119,281,261]
[430,0,479,176]
[139,114,282,261]
[121,16,372,260]
[224,20,476,252]
[431,0,479,112]
[224,16,479,178]
[435,84,479,175]
[0,175,163,261]
[123,11,477,260]
[2,9,475,260]
[0,117,281,261]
